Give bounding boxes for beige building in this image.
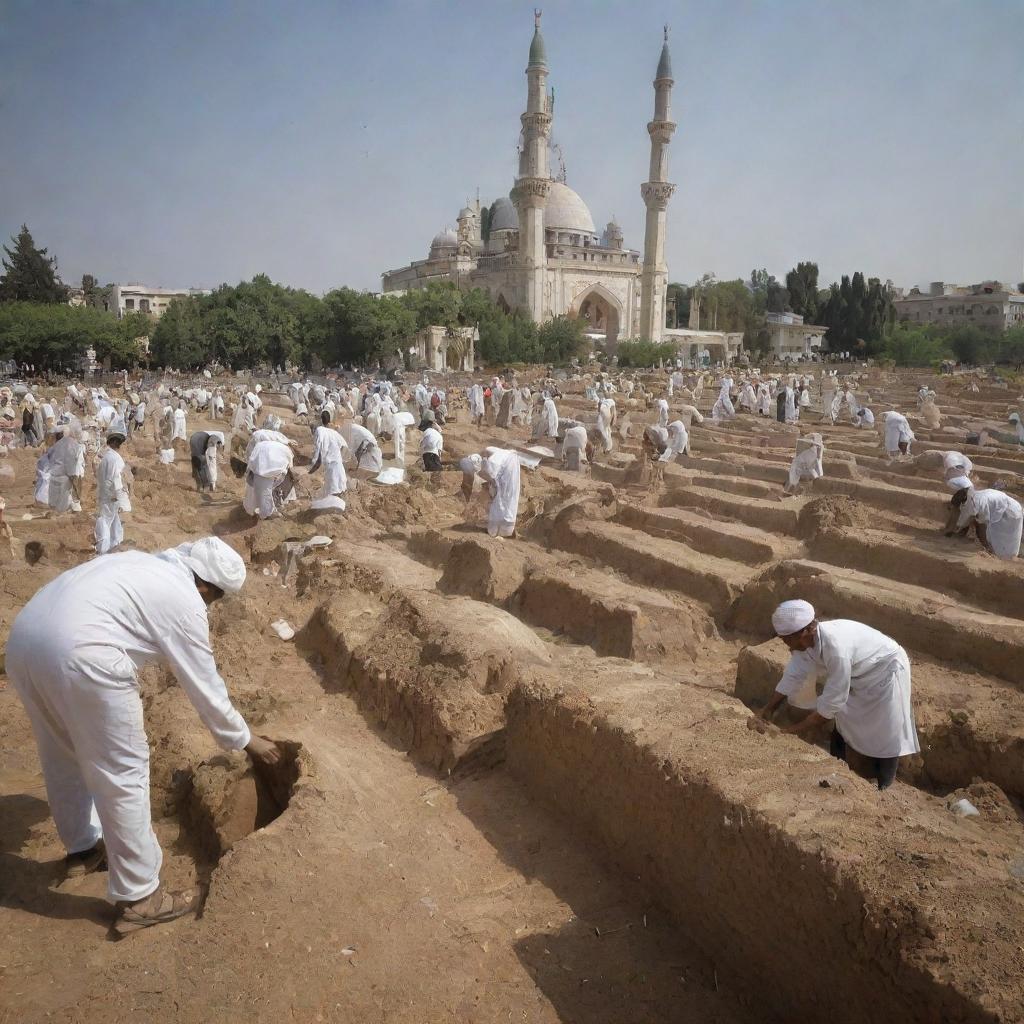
[763,312,827,360]
[110,283,209,319]
[382,16,677,352]
[411,326,476,372]
[894,281,1024,331]
[664,328,744,365]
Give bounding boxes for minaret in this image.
[639,26,676,342]
[510,10,552,322]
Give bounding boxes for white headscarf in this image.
[161,536,247,594]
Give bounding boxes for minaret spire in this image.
[639,26,677,343]
[511,10,553,322]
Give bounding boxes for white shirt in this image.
[776,620,919,758]
[10,551,250,750]
[312,425,347,466]
[96,447,127,505]
[420,427,444,455]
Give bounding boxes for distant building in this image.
[894,281,1024,332]
[410,326,476,372]
[110,283,209,319]
[763,312,827,359]
[663,327,744,365]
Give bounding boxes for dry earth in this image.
[2,367,1024,1023]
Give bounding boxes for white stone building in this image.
[763,312,827,360]
[382,15,677,352]
[110,283,209,319]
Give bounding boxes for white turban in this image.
[459,454,482,475]
[947,476,972,492]
[178,537,247,594]
[772,599,815,637]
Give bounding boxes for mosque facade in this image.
[381,15,676,352]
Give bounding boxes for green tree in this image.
[0,225,69,304]
[877,324,952,367]
[0,302,128,368]
[948,325,995,366]
[666,282,689,327]
[538,315,587,363]
[400,281,462,331]
[785,262,819,322]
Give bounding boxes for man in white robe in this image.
[756,600,919,790]
[480,447,521,538]
[47,422,85,514]
[95,424,129,555]
[6,537,281,932]
[243,436,294,519]
[533,395,559,440]
[659,420,689,462]
[561,422,590,472]
[308,412,348,499]
[655,398,669,428]
[882,410,915,457]
[854,407,874,429]
[419,423,444,472]
[783,433,824,495]
[342,421,383,476]
[950,486,1023,559]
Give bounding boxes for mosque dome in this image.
[544,181,596,235]
[429,227,458,253]
[489,197,518,232]
[458,206,474,220]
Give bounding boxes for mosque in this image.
[381,13,677,352]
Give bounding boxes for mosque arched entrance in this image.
[571,285,621,349]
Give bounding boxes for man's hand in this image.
[245,735,283,766]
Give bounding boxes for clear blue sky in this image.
[2,0,1021,295]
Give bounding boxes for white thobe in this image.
[958,488,1023,560]
[95,447,128,555]
[883,412,914,454]
[312,425,348,497]
[420,427,444,457]
[562,425,589,470]
[47,435,84,513]
[6,551,250,902]
[784,387,798,422]
[344,422,383,473]
[35,450,52,504]
[786,441,824,489]
[775,620,920,759]
[481,449,521,538]
[467,385,485,419]
[243,439,293,518]
[659,420,689,462]
[596,400,615,453]
[533,398,559,439]
[172,408,187,441]
[656,399,669,428]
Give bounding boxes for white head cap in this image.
[180,537,247,594]
[772,599,816,637]
[947,475,972,492]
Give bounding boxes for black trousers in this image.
[422,452,442,472]
[830,729,898,790]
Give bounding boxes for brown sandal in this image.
[114,886,201,936]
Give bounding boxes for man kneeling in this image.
[757,600,919,790]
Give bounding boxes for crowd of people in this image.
[0,357,1021,936]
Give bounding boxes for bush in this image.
[616,339,677,368]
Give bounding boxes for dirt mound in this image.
[438,535,530,603]
[797,495,874,538]
[946,778,1022,824]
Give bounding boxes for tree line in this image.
[0,225,589,371]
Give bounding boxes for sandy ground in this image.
[2,367,1024,1023]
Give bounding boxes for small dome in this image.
[458,206,474,220]
[544,181,596,234]
[430,227,458,250]
[489,197,517,232]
